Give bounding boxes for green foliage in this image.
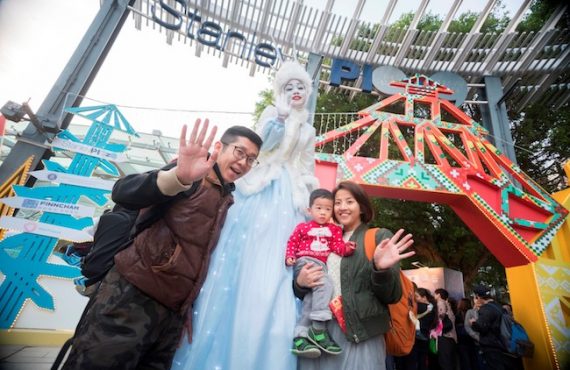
[331,35,343,47]
[253,88,274,124]
[334,1,520,53]
[316,88,377,113]
[358,23,380,38]
[391,12,414,30]
[418,13,443,32]
[480,2,510,33]
[371,198,499,287]
[448,12,478,33]
[511,102,570,192]
[517,0,570,32]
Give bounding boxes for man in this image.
[62,120,262,370]
[434,288,458,370]
[470,285,521,370]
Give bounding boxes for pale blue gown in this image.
[172,109,318,370]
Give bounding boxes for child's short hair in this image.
[309,188,333,206]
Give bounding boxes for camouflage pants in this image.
[62,267,184,370]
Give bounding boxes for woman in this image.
[171,60,319,370]
[295,181,415,370]
[465,296,485,370]
[435,288,458,370]
[414,288,439,370]
[393,287,437,370]
[457,298,479,370]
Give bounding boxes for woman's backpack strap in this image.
[364,227,379,260]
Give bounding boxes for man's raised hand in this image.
[175,119,218,185]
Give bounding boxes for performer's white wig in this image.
[273,60,313,99]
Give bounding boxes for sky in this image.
[0,0,525,139]
[0,0,272,138]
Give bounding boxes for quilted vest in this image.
[114,179,233,314]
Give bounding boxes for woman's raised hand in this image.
[175,119,218,185]
[373,229,415,270]
[275,94,291,122]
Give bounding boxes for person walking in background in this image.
[465,294,486,370]
[457,298,479,370]
[396,287,438,370]
[434,288,458,370]
[471,285,522,370]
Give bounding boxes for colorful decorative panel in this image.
[0,105,138,329]
[536,258,570,369]
[315,74,569,267]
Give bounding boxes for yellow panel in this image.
[506,264,560,370]
[0,329,72,346]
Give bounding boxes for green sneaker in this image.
[291,336,321,358]
[307,327,342,355]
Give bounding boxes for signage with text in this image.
[151,0,280,68]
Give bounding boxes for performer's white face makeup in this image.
[283,79,307,108]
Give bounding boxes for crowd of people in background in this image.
[387,285,523,370]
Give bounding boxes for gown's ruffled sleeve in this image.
[260,118,285,151]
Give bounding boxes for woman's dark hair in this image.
[435,288,449,300]
[457,298,472,314]
[332,181,373,224]
[417,287,436,306]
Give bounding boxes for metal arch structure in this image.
[126,0,569,164]
[130,0,570,111]
[1,0,569,183]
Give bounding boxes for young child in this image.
[285,188,356,358]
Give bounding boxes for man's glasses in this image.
[222,142,260,167]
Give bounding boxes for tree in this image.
[371,198,498,288]
[511,102,570,192]
[517,0,570,32]
[334,2,511,51]
[253,88,273,123]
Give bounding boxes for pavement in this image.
[0,345,62,370]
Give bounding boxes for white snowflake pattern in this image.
[462,181,471,191]
[450,169,459,178]
[355,163,364,172]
